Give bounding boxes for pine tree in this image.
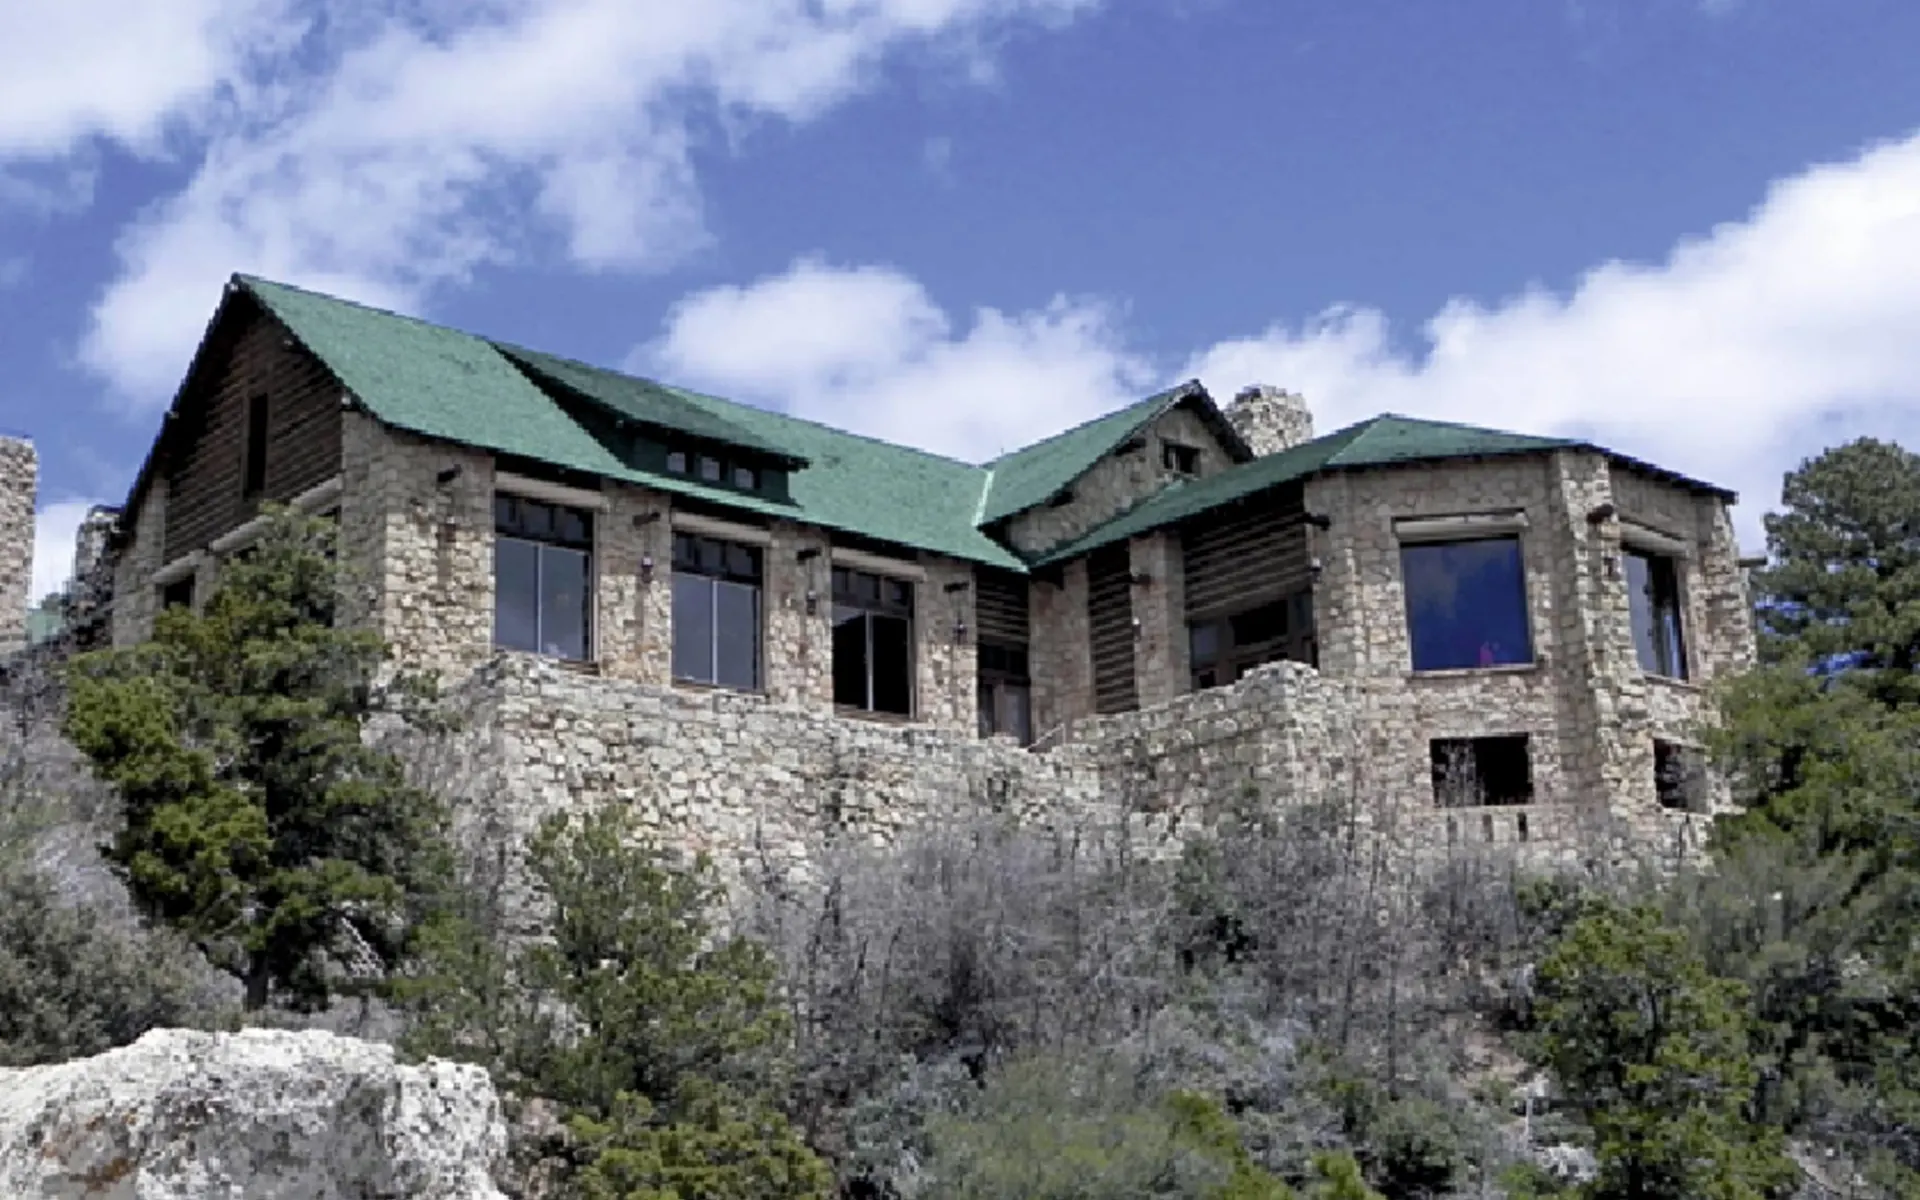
[63,506,452,1012]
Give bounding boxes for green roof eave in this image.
[1030,413,1735,566]
[976,380,1248,527]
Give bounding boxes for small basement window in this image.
[1430,734,1533,807]
[159,575,195,611]
[1654,739,1706,812]
[1162,441,1201,476]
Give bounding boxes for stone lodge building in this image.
[43,274,1756,863]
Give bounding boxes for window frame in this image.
[831,565,916,717]
[1161,441,1201,476]
[670,531,765,692]
[1625,547,1690,681]
[1398,531,1536,673]
[1430,734,1534,808]
[1188,590,1316,691]
[977,640,1033,743]
[492,494,595,663]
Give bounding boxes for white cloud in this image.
[643,131,1920,553]
[641,256,1154,461]
[1182,131,1920,553]
[60,0,1100,403]
[32,500,97,604]
[0,0,295,158]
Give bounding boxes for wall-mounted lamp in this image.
[632,511,662,529]
[1304,512,1333,530]
[804,586,819,615]
[1309,557,1324,580]
[796,546,822,563]
[954,618,969,643]
[1586,501,1617,525]
[640,553,655,581]
[436,464,463,486]
[1129,571,1153,587]
[1131,614,1143,640]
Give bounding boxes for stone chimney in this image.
[1223,384,1315,458]
[0,437,36,655]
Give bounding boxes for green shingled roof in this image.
[1033,414,1582,565]
[239,276,1022,570]
[231,275,1729,577]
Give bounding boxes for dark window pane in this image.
[1401,537,1533,671]
[725,543,760,581]
[673,533,696,570]
[732,465,758,490]
[494,495,514,530]
[672,574,714,683]
[1628,552,1689,679]
[871,614,912,715]
[978,682,996,737]
[832,606,869,707]
[832,567,851,599]
[699,456,721,481]
[855,571,880,606]
[558,508,589,547]
[697,537,724,574]
[886,579,913,612]
[494,537,541,653]
[1003,683,1032,744]
[1229,598,1288,647]
[667,451,688,474]
[715,581,760,690]
[540,545,590,660]
[1194,667,1219,690]
[1190,622,1220,665]
[521,501,553,540]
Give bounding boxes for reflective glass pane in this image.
[672,574,714,683]
[1189,622,1220,664]
[1625,552,1660,674]
[871,615,912,715]
[494,537,541,652]
[1401,537,1532,671]
[1003,683,1032,744]
[832,606,869,707]
[540,545,590,660]
[715,581,760,691]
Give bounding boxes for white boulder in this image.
[0,1027,506,1199]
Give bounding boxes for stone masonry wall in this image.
[1130,530,1189,708]
[1006,406,1236,557]
[1030,557,1093,741]
[110,478,167,648]
[0,437,34,655]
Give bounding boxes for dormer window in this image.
[698,455,722,482]
[1162,442,1200,476]
[666,450,688,474]
[732,465,759,490]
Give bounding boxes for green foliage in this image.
[0,855,226,1066]
[920,1053,1294,1199]
[1751,437,1920,695]
[1529,900,1794,1200]
[62,507,451,1012]
[400,801,827,1199]
[1301,1151,1383,1200]
[1317,1072,1478,1198]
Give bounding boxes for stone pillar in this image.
[596,483,671,684]
[112,479,167,648]
[339,412,496,686]
[916,555,979,732]
[1129,531,1189,708]
[1222,384,1315,458]
[0,437,34,655]
[1693,497,1758,680]
[765,521,834,712]
[1030,558,1093,741]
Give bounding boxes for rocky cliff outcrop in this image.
[0,1027,506,1199]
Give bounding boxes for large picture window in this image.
[1189,591,1315,690]
[832,566,914,716]
[671,532,762,691]
[1626,550,1688,680]
[494,495,592,661]
[1401,536,1533,671]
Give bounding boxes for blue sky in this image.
[5,0,1920,601]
